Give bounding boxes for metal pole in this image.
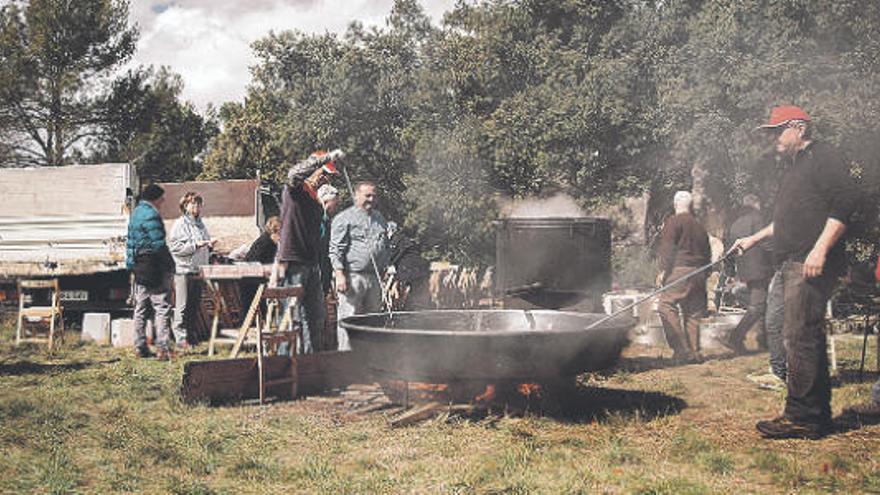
[583,249,737,332]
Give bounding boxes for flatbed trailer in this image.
[0,164,275,323]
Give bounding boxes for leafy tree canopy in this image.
[195,0,880,263]
[0,0,136,166]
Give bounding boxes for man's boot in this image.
[756,416,830,440]
[719,329,748,355]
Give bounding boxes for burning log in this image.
[517,383,542,399]
[474,384,496,405]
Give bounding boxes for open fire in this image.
[380,378,567,426]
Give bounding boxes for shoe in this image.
[756,416,829,440]
[176,340,191,352]
[135,347,155,359]
[155,349,174,361]
[671,352,702,365]
[844,401,880,417]
[747,372,786,392]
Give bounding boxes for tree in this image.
[0,0,137,167]
[202,0,880,264]
[94,66,218,182]
[203,0,434,222]
[635,0,880,234]
[404,121,499,265]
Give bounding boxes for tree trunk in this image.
[50,80,63,166]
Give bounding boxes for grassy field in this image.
[2,321,880,494]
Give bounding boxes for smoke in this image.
[500,193,586,219]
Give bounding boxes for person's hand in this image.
[804,247,827,278]
[731,235,757,255]
[335,270,348,293]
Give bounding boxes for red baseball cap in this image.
[758,105,811,129]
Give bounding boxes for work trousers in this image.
[171,273,195,344]
[781,261,835,426]
[337,271,382,351]
[765,269,787,380]
[657,265,707,358]
[133,274,173,352]
[280,263,325,354]
[728,278,769,347]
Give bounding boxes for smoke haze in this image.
[501,194,586,219]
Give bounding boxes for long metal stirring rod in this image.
[583,248,737,332]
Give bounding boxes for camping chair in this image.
[16,279,64,352]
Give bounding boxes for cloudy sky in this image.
[129,0,457,110]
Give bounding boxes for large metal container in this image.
[341,310,633,382]
[495,217,611,310]
[699,311,745,350]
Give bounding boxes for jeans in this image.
[781,261,835,425]
[336,271,382,351]
[728,278,769,347]
[133,274,172,352]
[765,269,787,380]
[280,263,325,354]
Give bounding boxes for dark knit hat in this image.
[141,184,165,201]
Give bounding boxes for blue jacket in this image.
[126,201,167,270]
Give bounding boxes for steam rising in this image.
[501,193,586,218]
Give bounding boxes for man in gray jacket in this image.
[329,181,389,350]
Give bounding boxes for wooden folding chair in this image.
[255,286,302,403]
[16,279,64,352]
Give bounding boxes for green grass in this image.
[1,323,880,493]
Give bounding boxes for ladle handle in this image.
[584,249,735,332]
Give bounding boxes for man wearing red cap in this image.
[733,105,858,439]
[269,151,339,353]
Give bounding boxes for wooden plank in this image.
[389,402,445,428]
[230,283,264,358]
[180,351,371,404]
[199,264,271,280]
[181,356,295,405]
[263,286,304,299]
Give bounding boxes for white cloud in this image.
[130,0,457,110]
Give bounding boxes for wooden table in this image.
[199,263,302,357]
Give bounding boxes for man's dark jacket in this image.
[726,207,773,282]
[657,212,711,274]
[245,231,277,265]
[276,184,323,265]
[772,141,858,274]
